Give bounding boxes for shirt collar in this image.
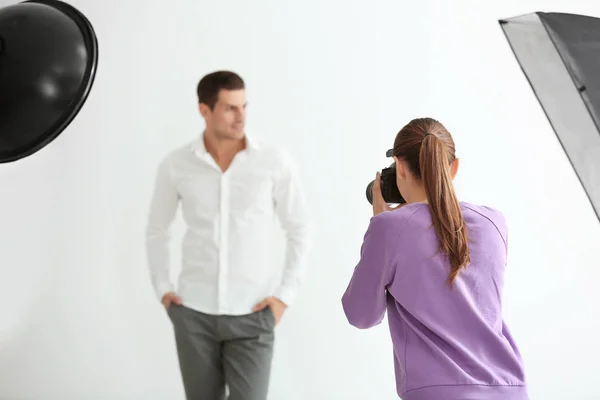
[191,131,260,155]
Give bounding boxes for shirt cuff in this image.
[273,286,297,307]
[154,281,175,302]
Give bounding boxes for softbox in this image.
[0,0,98,163]
[500,12,600,223]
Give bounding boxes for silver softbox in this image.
[500,12,600,223]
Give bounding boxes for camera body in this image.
[365,150,406,205]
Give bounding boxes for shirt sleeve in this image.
[342,213,398,329]
[272,150,311,307]
[145,156,180,301]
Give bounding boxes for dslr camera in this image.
[365,149,406,205]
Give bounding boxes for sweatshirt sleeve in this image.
[341,213,398,329]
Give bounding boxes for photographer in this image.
[341,118,528,400]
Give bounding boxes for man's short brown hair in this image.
[196,70,245,109]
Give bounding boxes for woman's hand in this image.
[371,172,404,216]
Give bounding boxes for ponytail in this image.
[419,134,470,286]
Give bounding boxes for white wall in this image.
[1,0,599,399]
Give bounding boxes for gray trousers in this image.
[167,304,276,400]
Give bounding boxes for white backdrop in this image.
[1,0,599,399]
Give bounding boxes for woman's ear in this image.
[394,156,406,180]
[450,158,460,180]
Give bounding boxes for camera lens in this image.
[365,180,375,205]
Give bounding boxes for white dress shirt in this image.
[145,134,311,316]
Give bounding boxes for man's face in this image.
[201,89,247,140]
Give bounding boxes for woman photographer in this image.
[342,118,528,400]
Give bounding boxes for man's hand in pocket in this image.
[253,296,287,325]
[161,291,182,310]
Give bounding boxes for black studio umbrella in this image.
[0,0,98,163]
[500,12,600,224]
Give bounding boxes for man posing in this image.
[145,70,311,400]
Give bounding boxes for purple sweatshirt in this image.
[342,201,528,400]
